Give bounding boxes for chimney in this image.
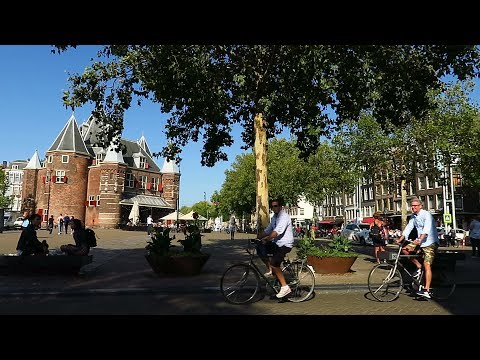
[2,161,6,168]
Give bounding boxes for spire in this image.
[137,134,152,156]
[24,150,41,169]
[48,114,90,156]
[161,158,179,174]
[103,138,126,164]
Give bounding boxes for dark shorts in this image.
[256,242,292,267]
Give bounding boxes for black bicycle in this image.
[220,239,315,304]
[367,241,456,302]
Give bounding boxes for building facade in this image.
[2,160,28,215]
[21,115,179,228]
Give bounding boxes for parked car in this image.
[443,228,468,247]
[341,223,372,246]
[3,215,15,230]
[453,228,469,246]
[437,227,446,245]
[13,217,24,229]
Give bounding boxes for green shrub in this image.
[295,234,357,258]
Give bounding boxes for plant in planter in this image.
[145,216,210,276]
[146,227,174,256]
[296,234,358,274]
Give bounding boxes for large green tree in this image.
[58,45,480,228]
[416,81,480,186]
[218,138,307,218]
[334,81,480,227]
[0,170,12,209]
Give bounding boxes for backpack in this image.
[85,228,97,248]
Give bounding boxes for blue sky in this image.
[0,45,248,207]
[2,46,479,207]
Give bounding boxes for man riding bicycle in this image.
[256,198,294,299]
[396,198,439,299]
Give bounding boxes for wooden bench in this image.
[0,254,93,275]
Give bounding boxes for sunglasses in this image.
[272,204,281,208]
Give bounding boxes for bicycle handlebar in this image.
[249,238,262,245]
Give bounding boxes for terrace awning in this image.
[119,195,174,209]
[319,220,335,224]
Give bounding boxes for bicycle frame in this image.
[387,244,423,289]
[244,240,304,293]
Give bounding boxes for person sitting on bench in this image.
[60,219,89,256]
[16,213,49,256]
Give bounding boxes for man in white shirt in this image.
[147,214,153,235]
[396,198,439,299]
[257,199,294,298]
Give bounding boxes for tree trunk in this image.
[401,178,408,229]
[254,113,269,232]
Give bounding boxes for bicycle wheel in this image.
[368,263,403,302]
[220,264,260,304]
[286,262,315,302]
[271,262,315,302]
[431,269,456,300]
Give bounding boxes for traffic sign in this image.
[443,213,452,224]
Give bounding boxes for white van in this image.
[3,213,15,230]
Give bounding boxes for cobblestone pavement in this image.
[1,228,480,315]
[0,287,479,315]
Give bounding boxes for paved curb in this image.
[1,282,479,297]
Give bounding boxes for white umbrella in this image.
[179,210,207,221]
[128,200,140,225]
[160,210,185,221]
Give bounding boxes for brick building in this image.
[21,115,179,228]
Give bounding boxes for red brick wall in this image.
[96,164,126,228]
[22,168,38,207]
[43,152,89,225]
[85,166,101,227]
[162,173,180,209]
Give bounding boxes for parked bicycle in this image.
[367,240,456,302]
[220,239,315,304]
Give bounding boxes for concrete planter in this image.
[145,253,210,276]
[307,255,357,274]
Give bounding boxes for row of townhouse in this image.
[285,165,480,231]
[316,168,480,230]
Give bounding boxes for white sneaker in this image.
[416,289,432,299]
[413,268,422,280]
[264,271,273,277]
[276,285,292,298]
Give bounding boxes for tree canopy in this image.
[0,170,12,209]
[58,45,480,165]
[58,45,480,228]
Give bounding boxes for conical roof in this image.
[161,158,179,174]
[137,134,152,156]
[24,150,41,169]
[47,114,90,156]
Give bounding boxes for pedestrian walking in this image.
[57,214,64,234]
[229,215,236,240]
[48,215,54,234]
[469,215,480,257]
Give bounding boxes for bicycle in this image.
[367,240,456,302]
[220,239,315,304]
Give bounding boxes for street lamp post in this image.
[46,169,52,227]
[203,191,209,221]
[176,163,181,231]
